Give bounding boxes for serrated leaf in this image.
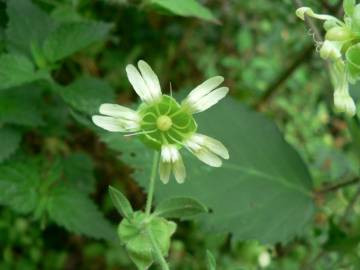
[149,0,217,22]
[58,76,115,115]
[43,21,112,62]
[0,54,49,90]
[0,126,21,163]
[62,153,96,194]
[6,0,57,55]
[102,97,315,244]
[0,159,41,214]
[47,185,116,241]
[109,186,134,218]
[0,85,44,126]
[154,197,208,219]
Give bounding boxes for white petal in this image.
[161,145,172,162]
[186,76,224,102]
[202,135,229,159]
[159,160,171,184]
[126,64,151,102]
[173,157,186,184]
[192,87,229,113]
[138,60,161,101]
[99,104,140,121]
[194,148,222,167]
[92,116,125,132]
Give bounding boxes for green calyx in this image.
[137,95,197,150]
[118,211,177,270]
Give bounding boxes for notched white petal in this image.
[173,157,186,184]
[99,103,140,121]
[159,160,171,184]
[187,76,224,102]
[138,60,162,101]
[195,149,222,167]
[92,116,125,132]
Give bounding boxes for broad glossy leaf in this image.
[149,0,217,22]
[0,126,21,163]
[102,97,315,243]
[43,21,112,62]
[0,54,49,90]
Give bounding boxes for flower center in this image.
[157,115,172,131]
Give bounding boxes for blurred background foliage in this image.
[0,0,360,269]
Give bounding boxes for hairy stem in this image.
[145,151,160,216]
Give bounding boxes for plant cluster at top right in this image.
[297,0,360,116]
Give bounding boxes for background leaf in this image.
[149,0,217,22]
[154,197,208,219]
[0,126,21,163]
[43,21,112,62]
[103,97,315,244]
[0,54,48,90]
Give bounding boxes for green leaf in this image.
[0,126,21,163]
[6,0,57,55]
[346,44,360,81]
[206,250,216,270]
[154,196,208,219]
[103,97,315,243]
[0,54,49,90]
[0,159,41,214]
[109,186,134,218]
[62,153,96,194]
[58,76,115,115]
[149,0,217,22]
[47,185,116,241]
[344,0,356,16]
[43,21,112,62]
[0,86,44,126]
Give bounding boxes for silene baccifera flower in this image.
[92,60,229,183]
[296,1,359,116]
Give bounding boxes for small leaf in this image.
[206,250,216,270]
[346,44,360,81]
[109,186,134,218]
[149,0,217,22]
[0,126,21,163]
[43,21,112,62]
[154,196,208,219]
[0,54,49,90]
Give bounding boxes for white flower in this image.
[320,40,342,60]
[258,251,271,268]
[126,60,162,103]
[159,145,186,184]
[182,76,229,113]
[185,133,229,167]
[92,60,229,183]
[92,104,141,132]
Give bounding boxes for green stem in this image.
[145,151,160,215]
[146,227,170,270]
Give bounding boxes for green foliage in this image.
[149,0,217,22]
[0,54,48,90]
[0,127,21,163]
[206,250,216,270]
[154,196,208,219]
[103,97,315,244]
[43,21,112,63]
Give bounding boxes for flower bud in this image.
[334,88,356,116]
[325,26,352,41]
[319,40,342,60]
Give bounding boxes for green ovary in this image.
[137,95,197,150]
